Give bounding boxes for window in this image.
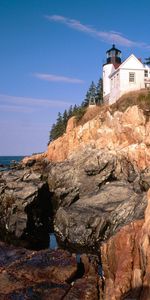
[129,72,135,83]
[144,70,148,77]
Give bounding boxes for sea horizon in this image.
[0,156,25,169]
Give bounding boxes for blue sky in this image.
[0,0,150,155]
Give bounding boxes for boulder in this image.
[54,181,146,248]
[48,148,117,206]
[0,166,52,248]
[47,147,146,248]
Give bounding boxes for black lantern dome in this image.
[106,44,122,65]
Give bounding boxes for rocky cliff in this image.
[46,101,150,298]
[100,189,150,299]
[2,98,150,299]
[45,105,150,170]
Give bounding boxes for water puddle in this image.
[49,233,58,250]
[49,232,103,278]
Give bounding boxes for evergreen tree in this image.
[145,57,150,65]
[89,81,96,98]
[82,90,91,107]
[68,105,73,118]
[96,78,103,104]
[48,123,56,143]
[82,81,96,107]
[49,112,64,142]
[48,78,104,144]
[62,109,68,127]
[72,104,80,115]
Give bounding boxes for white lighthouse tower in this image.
[103,44,122,103]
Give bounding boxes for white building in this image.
[103,45,150,105]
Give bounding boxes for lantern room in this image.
[106,44,122,65]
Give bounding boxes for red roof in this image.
[113,62,122,69]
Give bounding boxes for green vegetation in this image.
[82,79,103,107]
[145,57,150,65]
[48,78,103,144]
[48,106,85,143]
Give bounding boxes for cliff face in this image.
[46,105,150,169]
[100,189,150,300]
[45,103,150,299]
[20,102,150,299]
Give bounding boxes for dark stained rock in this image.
[54,181,146,247]
[140,167,150,191]
[0,166,52,248]
[64,253,99,300]
[48,147,141,217]
[0,242,76,298]
[0,164,5,168]
[39,147,145,248]
[64,276,98,300]
[0,241,30,269]
[25,158,36,167]
[48,149,117,205]
[0,242,100,300]
[0,147,147,251]
[0,282,70,300]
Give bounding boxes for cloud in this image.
[0,94,73,113]
[45,15,150,49]
[33,73,84,84]
[45,15,97,36]
[0,104,33,113]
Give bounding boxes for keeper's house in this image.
[103,44,150,105]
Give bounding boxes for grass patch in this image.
[111,89,150,113]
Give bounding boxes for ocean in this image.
[0,156,25,171]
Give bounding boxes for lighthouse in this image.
[103,44,122,103]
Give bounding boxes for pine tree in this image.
[96,78,103,104]
[73,104,78,112]
[48,78,103,144]
[145,57,150,65]
[82,90,91,107]
[72,104,80,116]
[62,109,68,127]
[82,81,96,107]
[89,81,96,97]
[48,112,65,142]
[68,105,73,118]
[48,123,56,143]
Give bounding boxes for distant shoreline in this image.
[0,156,25,171]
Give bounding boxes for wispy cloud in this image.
[33,73,84,84]
[45,15,150,49]
[0,94,73,113]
